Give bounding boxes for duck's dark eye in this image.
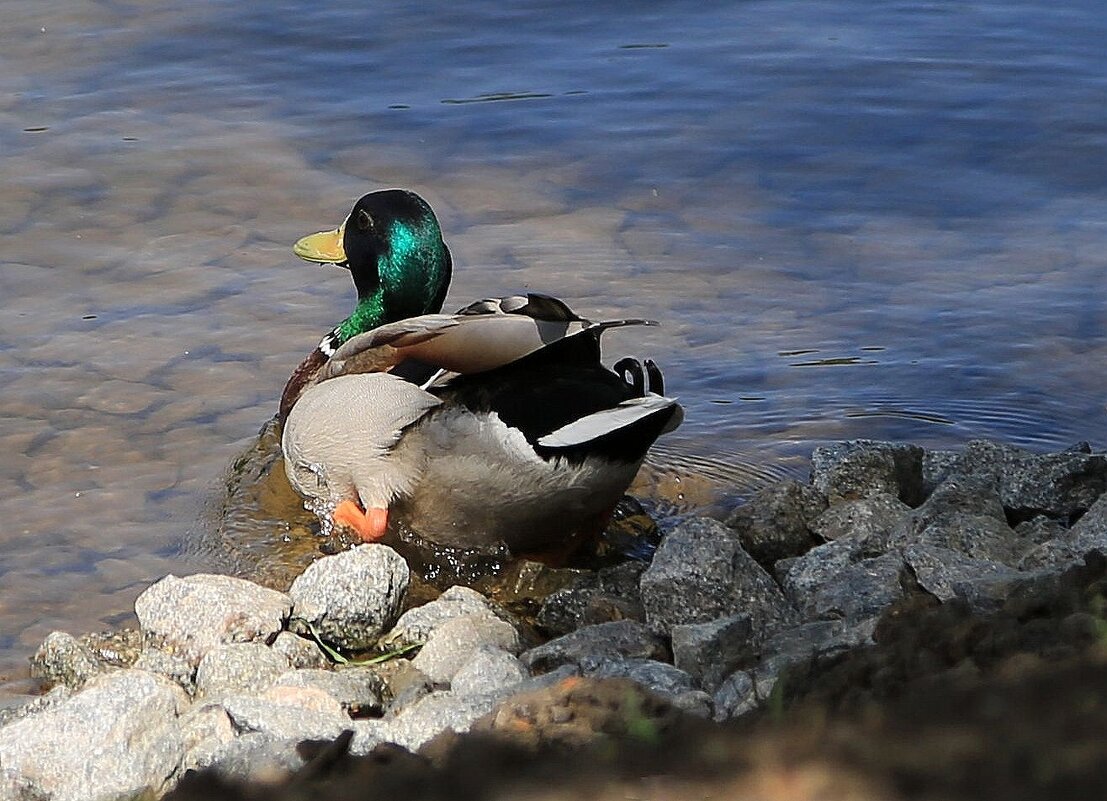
[355,209,375,232]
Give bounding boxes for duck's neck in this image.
[324,293,387,354]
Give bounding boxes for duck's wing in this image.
[319,293,656,382]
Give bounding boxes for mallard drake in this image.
[279,190,682,558]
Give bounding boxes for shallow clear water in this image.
[2,0,1105,699]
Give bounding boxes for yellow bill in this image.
[292,222,347,264]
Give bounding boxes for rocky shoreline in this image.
[2,438,1106,801]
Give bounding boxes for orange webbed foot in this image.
[333,500,389,543]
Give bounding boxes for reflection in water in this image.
[2,0,1107,700]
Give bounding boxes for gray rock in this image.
[520,620,667,674]
[451,648,529,697]
[381,585,503,649]
[201,732,307,784]
[584,659,712,717]
[887,475,1025,565]
[1015,515,1069,547]
[135,573,292,667]
[220,691,350,742]
[369,660,434,716]
[641,517,795,641]
[670,614,755,691]
[133,648,197,691]
[289,545,409,650]
[195,642,290,701]
[273,667,386,716]
[0,669,187,801]
[0,768,47,801]
[270,631,330,669]
[903,545,1026,612]
[536,562,646,636]
[411,614,521,686]
[0,686,72,729]
[810,441,925,506]
[809,493,910,545]
[782,544,907,621]
[713,617,878,721]
[1018,493,1107,571]
[349,719,389,756]
[178,704,237,774]
[725,479,827,566]
[922,449,961,495]
[373,690,504,752]
[759,617,878,675]
[29,631,106,690]
[924,440,1107,519]
[713,669,777,720]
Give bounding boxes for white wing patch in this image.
[537,395,681,448]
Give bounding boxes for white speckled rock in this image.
[195,642,291,701]
[273,668,386,715]
[135,574,292,667]
[381,585,503,648]
[219,691,351,742]
[270,631,329,669]
[411,614,521,685]
[363,690,505,753]
[289,545,409,650]
[450,647,528,697]
[0,669,188,801]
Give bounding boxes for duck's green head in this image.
[294,189,453,347]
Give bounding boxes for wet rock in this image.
[583,659,712,717]
[640,517,795,640]
[195,642,290,701]
[411,613,522,685]
[810,441,925,506]
[671,614,755,691]
[135,574,291,667]
[274,667,386,716]
[536,561,646,636]
[521,620,667,674]
[381,585,500,649]
[289,544,409,650]
[782,543,907,621]
[724,479,827,567]
[0,669,187,801]
[809,493,910,544]
[450,648,528,697]
[270,631,330,669]
[29,631,106,690]
[77,628,142,669]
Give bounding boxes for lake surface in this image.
[2,0,1105,700]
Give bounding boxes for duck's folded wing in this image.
[321,298,657,381]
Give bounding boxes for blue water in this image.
[1,0,1105,697]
